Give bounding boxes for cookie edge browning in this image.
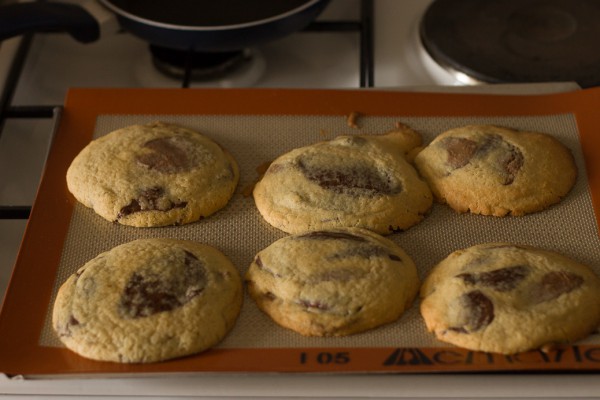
[414,125,578,217]
[52,238,243,363]
[419,243,600,354]
[245,228,419,336]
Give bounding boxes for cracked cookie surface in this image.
[52,238,243,363]
[420,243,600,354]
[66,122,239,227]
[252,126,433,235]
[413,125,577,216]
[245,227,419,336]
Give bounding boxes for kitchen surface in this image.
[0,0,599,398]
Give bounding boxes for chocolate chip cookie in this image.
[52,238,243,363]
[245,227,419,336]
[66,122,239,227]
[252,126,433,234]
[420,243,600,354]
[413,125,577,216]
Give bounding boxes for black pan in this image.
[0,0,330,51]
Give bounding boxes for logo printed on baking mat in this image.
[382,346,600,368]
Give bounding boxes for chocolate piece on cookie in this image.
[414,125,577,216]
[52,239,243,363]
[245,227,419,336]
[420,243,600,354]
[66,122,239,227]
[253,126,432,235]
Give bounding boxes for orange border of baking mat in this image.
[1,87,600,377]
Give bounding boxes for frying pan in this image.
[0,0,331,51]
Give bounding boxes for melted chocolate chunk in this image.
[299,231,367,242]
[253,255,282,278]
[499,147,524,185]
[119,250,207,319]
[298,299,330,311]
[529,270,584,304]
[137,137,192,173]
[118,187,187,219]
[119,187,161,216]
[447,326,469,334]
[388,253,403,262]
[297,157,401,196]
[298,297,362,318]
[263,291,276,301]
[57,315,80,338]
[300,231,401,264]
[477,133,502,154]
[388,225,405,233]
[451,290,494,332]
[457,265,530,292]
[69,315,80,327]
[442,137,478,169]
[441,133,524,184]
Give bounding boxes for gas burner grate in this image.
[0,0,374,220]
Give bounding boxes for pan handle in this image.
[0,2,100,43]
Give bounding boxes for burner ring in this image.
[420,0,600,87]
[507,4,577,43]
[150,46,251,81]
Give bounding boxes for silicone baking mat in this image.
[1,88,600,377]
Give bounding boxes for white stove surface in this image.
[0,0,596,398]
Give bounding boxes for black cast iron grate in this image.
[0,0,374,220]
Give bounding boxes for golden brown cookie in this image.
[420,243,600,354]
[413,125,577,216]
[66,122,239,227]
[252,126,433,235]
[52,238,243,363]
[245,227,419,336]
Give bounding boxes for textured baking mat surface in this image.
[39,112,600,351]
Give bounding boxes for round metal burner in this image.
[420,0,600,87]
[150,46,251,81]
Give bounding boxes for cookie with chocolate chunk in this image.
[414,125,577,216]
[66,122,239,227]
[420,243,600,354]
[253,126,433,234]
[52,238,243,363]
[245,227,419,336]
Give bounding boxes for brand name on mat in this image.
[382,346,600,367]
